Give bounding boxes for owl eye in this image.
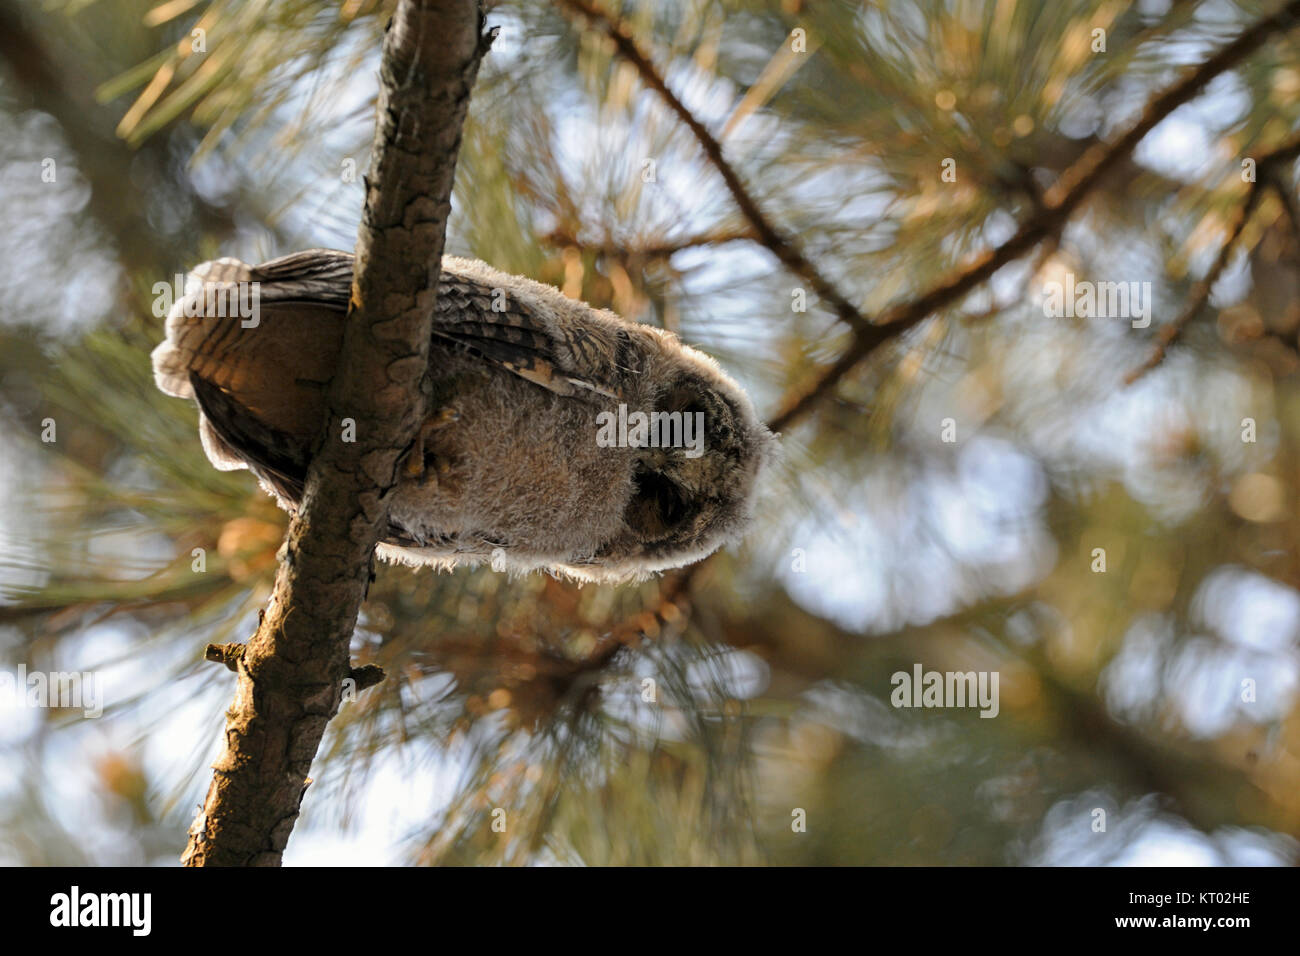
[624,467,694,537]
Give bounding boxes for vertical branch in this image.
[182,0,495,867]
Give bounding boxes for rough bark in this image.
[182,0,494,867]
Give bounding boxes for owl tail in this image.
[150,254,348,483]
[151,257,258,402]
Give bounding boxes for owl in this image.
[152,250,775,582]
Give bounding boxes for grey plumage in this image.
[152,249,776,582]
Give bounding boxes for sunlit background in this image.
[1,0,1299,865]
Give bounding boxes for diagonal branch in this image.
[181,0,495,867]
[570,0,1300,655]
[556,0,870,334]
[768,0,1300,432]
[541,226,758,260]
[1126,132,1300,383]
[558,0,1300,434]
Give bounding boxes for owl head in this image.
[570,330,778,581]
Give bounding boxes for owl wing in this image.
[429,264,639,402]
[189,371,310,504]
[251,250,639,402]
[247,249,355,310]
[169,250,640,515]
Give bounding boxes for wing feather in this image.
[249,249,355,310]
[238,250,634,401]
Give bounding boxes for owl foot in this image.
[402,406,460,481]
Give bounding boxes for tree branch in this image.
[1126,132,1300,383]
[556,0,871,334]
[566,0,1300,658]
[541,226,757,260]
[181,0,494,867]
[559,0,1300,433]
[769,0,1300,432]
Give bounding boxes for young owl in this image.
[152,249,775,582]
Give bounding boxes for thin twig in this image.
[581,563,699,670]
[541,226,757,260]
[1126,132,1300,383]
[769,0,1300,432]
[556,0,871,334]
[565,0,1300,646]
[557,0,1300,432]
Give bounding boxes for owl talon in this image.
[403,455,424,479]
[429,406,461,428]
[401,430,425,479]
[403,406,459,481]
[413,456,451,488]
[402,407,456,479]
